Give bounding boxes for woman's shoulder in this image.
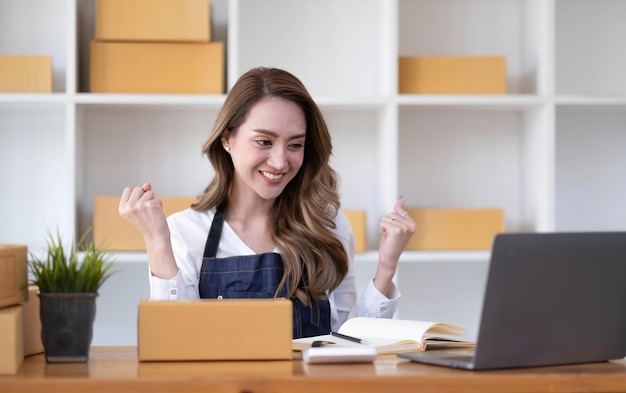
[167,206,215,229]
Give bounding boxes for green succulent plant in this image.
[29,228,116,293]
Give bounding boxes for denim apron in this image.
[198,205,331,338]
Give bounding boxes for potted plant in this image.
[29,229,115,363]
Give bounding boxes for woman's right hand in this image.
[119,182,169,241]
[119,182,178,279]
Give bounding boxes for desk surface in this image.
[2,347,626,393]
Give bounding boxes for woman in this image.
[119,67,416,338]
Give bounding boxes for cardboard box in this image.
[90,41,224,94]
[23,286,43,356]
[405,208,504,250]
[138,357,293,377]
[0,245,28,308]
[0,56,52,93]
[342,210,367,253]
[399,56,507,94]
[0,305,24,375]
[94,195,197,251]
[95,0,210,42]
[138,299,292,361]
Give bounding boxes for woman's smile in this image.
[260,171,285,182]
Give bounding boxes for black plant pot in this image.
[38,292,98,363]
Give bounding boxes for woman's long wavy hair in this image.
[192,67,349,303]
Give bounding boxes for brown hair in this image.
[192,67,348,303]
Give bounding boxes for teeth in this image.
[261,171,283,180]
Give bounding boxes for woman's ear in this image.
[220,130,231,150]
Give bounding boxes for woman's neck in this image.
[226,191,272,219]
[224,193,276,253]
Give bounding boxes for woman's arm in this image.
[374,198,416,297]
[329,201,415,330]
[118,182,178,279]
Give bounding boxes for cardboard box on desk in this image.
[23,286,43,356]
[342,210,367,253]
[137,299,293,361]
[94,196,197,251]
[0,305,24,375]
[405,208,505,250]
[95,0,210,42]
[0,245,28,308]
[399,56,507,94]
[90,41,224,94]
[0,56,52,93]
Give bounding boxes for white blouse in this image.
[149,207,401,331]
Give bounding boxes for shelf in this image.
[0,94,68,106]
[105,250,490,265]
[398,0,548,95]
[555,0,626,96]
[3,0,626,346]
[555,106,626,231]
[232,0,391,97]
[396,94,545,109]
[74,93,227,107]
[3,0,623,249]
[555,96,626,107]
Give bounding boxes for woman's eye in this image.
[255,139,272,147]
[288,143,304,150]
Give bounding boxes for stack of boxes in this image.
[0,245,43,375]
[90,0,223,94]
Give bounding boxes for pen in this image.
[331,331,369,345]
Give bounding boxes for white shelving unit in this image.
[2,0,625,345]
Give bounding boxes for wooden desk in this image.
[2,347,626,393]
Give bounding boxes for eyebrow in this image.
[252,129,306,140]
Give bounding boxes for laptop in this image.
[399,232,626,370]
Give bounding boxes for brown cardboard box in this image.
[0,245,28,308]
[399,56,507,94]
[90,41,224,94]
[405,208,504,250]
[0,56,52,93]
[0,305,24,375]
[23,286,43,356]
[138,299,292,361]
[138,356,293,377]
[342,210,367,253]
[94,196,197,251]
[95,0,210,42]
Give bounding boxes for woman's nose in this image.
[267,147,288,170]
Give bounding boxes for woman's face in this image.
[224,96,306,203]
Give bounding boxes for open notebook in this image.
[293,317,474,355]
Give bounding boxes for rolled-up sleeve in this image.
[149,270,199,300]
[148,209,206,300]
[355,279,400,318]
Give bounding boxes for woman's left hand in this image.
[374,198,416,297]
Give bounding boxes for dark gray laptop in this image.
[399,232,626,370]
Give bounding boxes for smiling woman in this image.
[118,67,416,339]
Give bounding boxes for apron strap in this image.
[203,203,226,258]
